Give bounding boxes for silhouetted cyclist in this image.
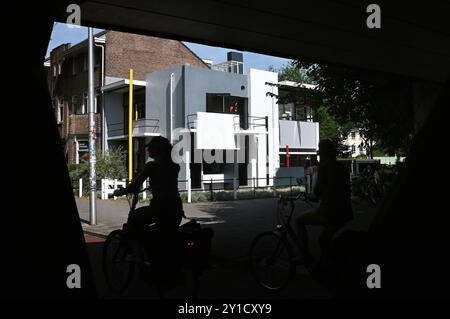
[113,136,184,259]
[291,139,353,265]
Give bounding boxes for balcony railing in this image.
[107,118,159,137]
[186,113,268,131]
[279,119,319,150]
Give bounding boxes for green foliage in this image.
[293,60,414,157]
[96,147,127,179]
[68,147,127,194]
[277,63,313,84]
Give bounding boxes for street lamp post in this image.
[88,27,97,225]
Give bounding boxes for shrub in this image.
[68,147,127,196]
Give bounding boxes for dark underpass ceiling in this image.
[61,1,450,82]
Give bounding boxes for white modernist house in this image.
[101,63,320,190]
[343,129,367,158]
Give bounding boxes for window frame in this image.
[57,99,64,123]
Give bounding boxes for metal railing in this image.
[176,176,305,202]
[185,113,268,131]
[107,118,159,136]
[72,176,305,203]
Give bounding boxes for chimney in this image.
[227,51,243,74]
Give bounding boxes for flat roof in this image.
[101,79,146,92]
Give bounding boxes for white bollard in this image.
[79,178,83,198]
[142,180,147,200]
[187,178,192,203]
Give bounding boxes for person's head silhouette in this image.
[318,139,337,162]
[146,136,172,161]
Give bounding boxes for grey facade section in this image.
[104,92,124,138]
[184,66,248,120]
[146,65,184,137]
[146,65,249,137]
[146,64,249,186]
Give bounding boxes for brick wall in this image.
[68,113,102,135]
[105,31,208,80]
[49,30,208,164]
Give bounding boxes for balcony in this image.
[107,118,159,139]
[279,120,319,151]
[184,112,268,150]
[186,112,267,132]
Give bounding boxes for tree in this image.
[278,63,313,84]
[314,105,353,157]
[294,61,414,158]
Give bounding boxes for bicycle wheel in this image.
[249,231,295,291]
[103,230,135,295]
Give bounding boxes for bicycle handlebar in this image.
[279,191,317,205]
[108,186,151,198]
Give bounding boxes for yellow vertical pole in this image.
[128,69,133,182]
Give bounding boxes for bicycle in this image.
[361,175,383,205]
[249,190,316,291]
[102,187,213,298]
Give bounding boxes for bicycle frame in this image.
[274,193,314,258]
[125,186,151,213]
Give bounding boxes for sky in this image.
[46,23,293,73]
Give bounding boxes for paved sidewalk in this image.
[78,196,377,263]
[78,196,378,298]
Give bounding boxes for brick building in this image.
[46,30,208,164]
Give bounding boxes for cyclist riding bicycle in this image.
[113,136,184,261]
[291,139,353,265]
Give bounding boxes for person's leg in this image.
[291,209,327,263]
[292,209,327,245]
[127,206,157,237]
[126,206,158,261]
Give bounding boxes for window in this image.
[58,63,62,75]
[351,145,356,153]
[72,95,83,114]
[53,64,57,77]
[206,93,247,129]
[82,92,88,114]
[351,131,356,140]
[57,99,64,123]
[305,106,314,122]
[279,103,294,120]
[279,104,313,122]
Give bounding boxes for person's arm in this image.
[114,164,151,196]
